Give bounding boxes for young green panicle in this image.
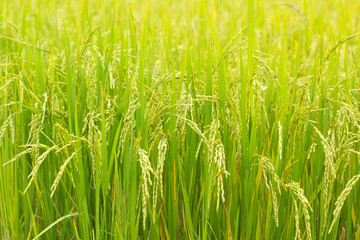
[152,135,168,221]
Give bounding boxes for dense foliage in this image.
[1,0,360,239]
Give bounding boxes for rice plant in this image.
[1,0,360,239]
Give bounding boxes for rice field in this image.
[1,0,360,239]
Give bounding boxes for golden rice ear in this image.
[108,62,115,89]
[313,125,336,230]
[41,93,48,124]
[118,98,140,162]
[258,155,281,227]
[24,145,59,193]
[292,195,301,240]
[138,148,155,230]
[214,140,229,212]
[152,135,168,221]
[0,114,13,147]
[329,173,360,233]
[51,148,81,198]
[284,182,312,240]
[179,115,210,147]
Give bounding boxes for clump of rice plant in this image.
[1,0,360,239]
